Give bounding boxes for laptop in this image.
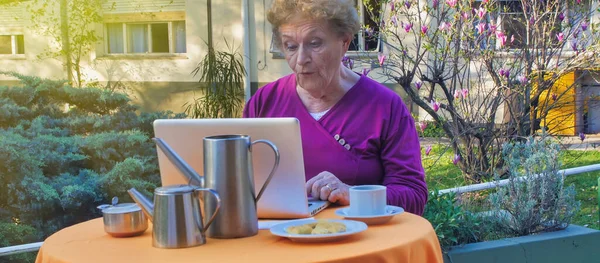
[153,117,330,219]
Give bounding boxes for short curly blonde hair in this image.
[267,0,361,48]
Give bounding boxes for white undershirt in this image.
[309,109,330,120]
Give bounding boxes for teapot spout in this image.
[153,138,205,187]
[128,188,154,222]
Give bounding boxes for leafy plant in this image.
[488,135,580,236]
[424,190,484,250]
[184,40,246,118]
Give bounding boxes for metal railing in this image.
[0,242,43,257]
[2,164,600,257]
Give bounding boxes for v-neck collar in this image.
[291,73,365,123]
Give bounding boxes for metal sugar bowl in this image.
[97,197,148,237]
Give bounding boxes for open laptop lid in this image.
[153,118,313,219]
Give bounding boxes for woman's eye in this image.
[310,41,322,48]
[285,45,298,51]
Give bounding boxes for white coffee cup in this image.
[348,185,387,216]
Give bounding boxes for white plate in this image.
[334,205,404,225]
[270,219,367,243]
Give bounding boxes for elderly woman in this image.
[243,0,428,215]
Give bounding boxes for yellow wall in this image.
[537,72,576,135]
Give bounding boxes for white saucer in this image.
[334,205,404,225]
[270,219,367,243]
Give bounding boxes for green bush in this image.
[488,135,580,236]
[0,73,185,260]
[423,190,484,250]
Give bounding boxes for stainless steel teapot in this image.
[153,135,280,238]
[128,185,221,249]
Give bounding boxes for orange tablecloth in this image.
[35,207,443,263]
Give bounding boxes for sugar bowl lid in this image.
[99,203,142,214]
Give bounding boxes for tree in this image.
[23,0,107,87]
[362,0,600,182]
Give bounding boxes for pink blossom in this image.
[498,68,510,78]
[439,22,452,31]
[551,93,558,101]
[557,32,565,42]
[390,1,395,12]
[579,132,586,141]
[571,39,578,52]
[558,13,565,21]
[391,15,398,27]
[489,24,497,35]
[496,31,507,47]
[577,0,582,4]
[517,75,528,85]
[454,90,460,99]
[475,7,487,19]
[461,12,469,20]
[421,25,429,34]
[446,0,457,8]
[452,154,461,165]
[511,35,515,44]
[404,0,411,9]
[431,99,440,112]
[582,21,588,31]
[403,22,413,32]
[362,68,371,76]
[529,16,535,25]
[432,0,439,9]
[378,53,386,66]
[419,121,428,132]
[425,145,432,156]
[476,22,486,35]
[461,89,469,98]
[415,81,422,90]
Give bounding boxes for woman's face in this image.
[279,18,350,93]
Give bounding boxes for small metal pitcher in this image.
[153,135,279,239]
[128,185,221,249]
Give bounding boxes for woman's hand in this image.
[305,171,350,205]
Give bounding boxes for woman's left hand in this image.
[305,171,350,205]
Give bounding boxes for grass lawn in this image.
[423,144,600,230]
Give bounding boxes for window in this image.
[0,34,25,55]
[348,0,381,52]
[105,21,186,54]
[471,0,563,49]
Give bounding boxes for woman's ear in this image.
[341,34,353,51]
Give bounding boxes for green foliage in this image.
[488,136,580,236]
[184,40,246,118]
[0,223,38,263]
[423,190,484,250]
[0,73,184,256]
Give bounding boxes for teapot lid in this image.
[155,184,196,195]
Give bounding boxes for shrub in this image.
[423,190,484,250]
[488,135,580,237]
[0,73,185,258]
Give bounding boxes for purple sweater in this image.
[243,74,428,215]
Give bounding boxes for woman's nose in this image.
[296,45,311,66]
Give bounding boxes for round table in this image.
[35,207,443,263]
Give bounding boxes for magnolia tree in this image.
[360,0,600,182]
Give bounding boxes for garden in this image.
[1,73,599,263]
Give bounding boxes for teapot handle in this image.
[251,140,280,202]
[194,188,221,232]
